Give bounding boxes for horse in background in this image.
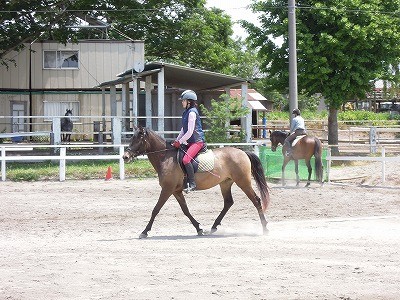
[61,109,73,143]
[269,130,323,187]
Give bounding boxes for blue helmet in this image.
[179,90,197,101]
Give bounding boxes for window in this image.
[43,101,80,121]
[43,50,79,69]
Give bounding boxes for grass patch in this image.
[5,159,156,181]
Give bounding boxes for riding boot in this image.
[183,163,196,193]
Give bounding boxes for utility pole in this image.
[288,0,298,120]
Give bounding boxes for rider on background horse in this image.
[172,90,207,193]
[284,108,307,157]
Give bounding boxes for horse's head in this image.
[269,130,288,152]
[65,109,73,117]
[123,126,148,163]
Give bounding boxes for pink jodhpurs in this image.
[183,142,204,165]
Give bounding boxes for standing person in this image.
[284,108,306,157]
[172,90,206,193]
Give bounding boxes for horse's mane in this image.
[144,127,168,148]
[275,130,289,137]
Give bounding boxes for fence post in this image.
[119,145,125,180]
[1,146,6,181]
[369,126,377,154]
[112,117,121,150]
[381,146,386,183]
[326,147,331,183]
[59,146,66,181]
[52,117,61,154]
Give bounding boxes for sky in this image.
[205,0,260,39]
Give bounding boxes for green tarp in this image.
[259,146,328,180]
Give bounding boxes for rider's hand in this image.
[172,140,181,148]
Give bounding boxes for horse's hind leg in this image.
[236,180,268,235]
[210,180,235,234]
[294,160,300,186]
[174,192,203,235]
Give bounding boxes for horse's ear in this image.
[138,125,146,136]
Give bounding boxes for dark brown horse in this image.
[123,126,270,238]
[269,130,323,187]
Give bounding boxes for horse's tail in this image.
[245,151,270,212]
[314,138,323,183]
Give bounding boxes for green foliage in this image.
[200,94,250,143]
[267,110,328,121]
[337,110,397,125]
[245,0,400,108]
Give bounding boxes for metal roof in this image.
[107,61,249,90]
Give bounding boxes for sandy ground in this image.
[1,162,399,300]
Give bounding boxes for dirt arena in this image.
[1,162,399,299]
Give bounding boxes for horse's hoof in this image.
[209,228,217,234]
[305,183,310,187]
[139,233,148,239]
[197,229,204,236]
[263,228,269,235]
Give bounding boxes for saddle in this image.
[177,144,215,173]
[291,135,307,147]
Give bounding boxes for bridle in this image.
[125,130,173,158]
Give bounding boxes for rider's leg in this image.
[182,142,203,193]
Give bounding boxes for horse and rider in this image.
[269,108,323,186]
[123,90,270,238]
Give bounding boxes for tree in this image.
[243,0,400,154]
[0,0,252,75]
[200,94,250,143]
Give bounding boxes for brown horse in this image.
[269,130,323,187]
[123,126,270,238]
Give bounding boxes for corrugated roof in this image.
[112,61,249,90]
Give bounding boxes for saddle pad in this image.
[197,149,215,172]
[292,135,306,147]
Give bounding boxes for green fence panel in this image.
[259,146,328,180]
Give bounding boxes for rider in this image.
[172,90,206,193]
[284,108,307,157]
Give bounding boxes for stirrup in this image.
[285,151,291,157]
[184,183,197,194]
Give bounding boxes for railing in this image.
[325,146,400,184]
[0,142,262,182]
[0,144,126,182]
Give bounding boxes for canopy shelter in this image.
[97,61,252,142]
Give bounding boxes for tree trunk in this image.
[328,107,339,156]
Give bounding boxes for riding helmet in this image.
[179,90,197,101]
[292,108,301,115]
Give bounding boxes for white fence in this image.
[1,143,399,184]
[326,146,400,184]
[1,144,126,182]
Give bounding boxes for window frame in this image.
[43,101,80,122]
[43,50,80,70]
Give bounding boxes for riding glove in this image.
[172,140,181,148]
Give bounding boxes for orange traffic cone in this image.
[105,166,113,180]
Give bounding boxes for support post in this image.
[157,68,165,136]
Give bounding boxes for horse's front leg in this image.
[139,188,171,239]
[281,158,290,186]
[174,191,203,235]
[210,181,234,234]
[305,159,312,187]
[294,160,300,186]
